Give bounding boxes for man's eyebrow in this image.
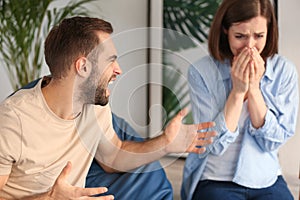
[107,55,117,61]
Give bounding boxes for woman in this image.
[181,0,298,199]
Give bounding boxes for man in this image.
[0,16,216,199]
[9,79,174,199]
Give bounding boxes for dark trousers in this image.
[192,176,293,200]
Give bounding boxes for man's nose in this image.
[113,61,122,75]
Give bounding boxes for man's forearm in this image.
[101,123,215,172]
[111,134,168,172]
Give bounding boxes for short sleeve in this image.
[0,103,22,175]
[92,104,118,166]
[94,104,114,140]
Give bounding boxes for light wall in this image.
[278,0,300,198]
[87,0,149,137]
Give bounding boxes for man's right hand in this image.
[47,162,114,200]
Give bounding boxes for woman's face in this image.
[226,16,268,56]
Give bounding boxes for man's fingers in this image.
[198,130,217,138]
[50,162,115,200]
[57,161,72,182]
[194,131,216,147]
[188,131,215,153]
[96,195,115,200]
[197,121,215,130]
[74,187,112,197]
[193,147,207,154]
[176,108,188,121]
[74,187,115,199]
[188,145,207,154]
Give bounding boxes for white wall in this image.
[0,68,13,100]
[278,0,300,198]
[88,0,149,137]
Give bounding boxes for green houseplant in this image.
[162,0,221,127]
[0,0,95,90]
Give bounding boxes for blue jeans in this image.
[192,176,293,200]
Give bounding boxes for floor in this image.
[160,157,185,200]
[160,156,299,200]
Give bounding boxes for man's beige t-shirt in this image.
[0,78,114,199]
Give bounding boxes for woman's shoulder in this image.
[267,54,297,76]
[189,55,230,80]
[269,54,296,68]
[191,55,218,68]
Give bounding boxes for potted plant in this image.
[0,0,95,90]
[162,0,221,126]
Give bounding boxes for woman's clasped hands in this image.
[231,47,265,97]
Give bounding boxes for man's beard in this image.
[79,69,109,106]
[94,85,109,106]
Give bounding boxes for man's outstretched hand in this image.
[163,109,216,154]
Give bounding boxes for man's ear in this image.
[75,57,89,77]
